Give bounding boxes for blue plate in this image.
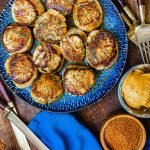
[0,0,128,112]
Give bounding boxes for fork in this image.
[135,0,150,64]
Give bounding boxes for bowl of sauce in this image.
[118,64,150,118]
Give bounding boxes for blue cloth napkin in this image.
[28,111,102,150]
[145,136,150,150]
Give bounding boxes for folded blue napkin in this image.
[145,136,150,150]
[28,111,102,150]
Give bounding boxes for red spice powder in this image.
[104,118,143,150]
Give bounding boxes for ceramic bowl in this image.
[0,0,128,112]
[100,114,146,150]
[118,64,150,118]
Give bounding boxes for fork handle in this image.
[138,0,145,24]
[0,79,15,109]
[138,0,144,5]
[117,0,126,7]
[117,0,137,23]
[0,97,7,111]
[0,79,11,103]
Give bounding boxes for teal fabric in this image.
[28,111,102,150]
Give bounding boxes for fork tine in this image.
[148,41,150,63]
[145,41,150,64]
[139,42,146,64]
[142,42,149,64]
[144,42,149,64]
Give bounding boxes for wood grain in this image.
[0,0,150,149]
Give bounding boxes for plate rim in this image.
[0,0,128,112]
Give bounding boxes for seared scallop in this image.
[2,23,33,55]
[29,0,45,16]
[86,30,118,70]
[12,0,37,25]
[5,54,38,89]
[33,43,64,73]
[73,0,103,32]
[34,9,67,43]
[66,28,87,43]
[46,0,75,15]
[63,65,95,95]
[60,28,87,62]
[31,74,63,104]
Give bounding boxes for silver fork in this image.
[135,0,150,64]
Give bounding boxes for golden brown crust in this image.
[2,23,33,54]
[33,43,64,73]
[66,28,87,43]
[62,65,95,95]
[73,0,103,32]
[12,0,37,25]
[86,30,118,70]
[0,140,5,150]
[31,74,63,104]
[29,0,45,16]
[46,0,75,15]
[60,28,87,62]
[5,54,38,88]
[34,9,67,43]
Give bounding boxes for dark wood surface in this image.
[0,0,150,149]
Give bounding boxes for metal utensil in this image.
[0,97,49,150]
[135,0,150,63]
[0,79,31,150]
[114,0,139,45]
[117,0,137,24]
[121,11,139,45]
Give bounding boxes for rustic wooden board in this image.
[0,0,150,149]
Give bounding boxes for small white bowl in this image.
[118,64,150,118]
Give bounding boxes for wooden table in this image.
[0,0,150,149]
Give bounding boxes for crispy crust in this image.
[31,74,63,104]
[73,0,103,32]
[0,140,5,150]
[33,43,64,73]
[34,9,67,43]
[2,23,33,55]
[12,0,37,25]
[5,54,38,89]
[46,0,75,15]
[29,0,45,16]
[66,28,87,43]
[60,28,87,62]
[86,30,119,70]
[62,65,95,95]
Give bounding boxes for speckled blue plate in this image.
[0,0,128,112]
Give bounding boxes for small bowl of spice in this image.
[100,114,146,150]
